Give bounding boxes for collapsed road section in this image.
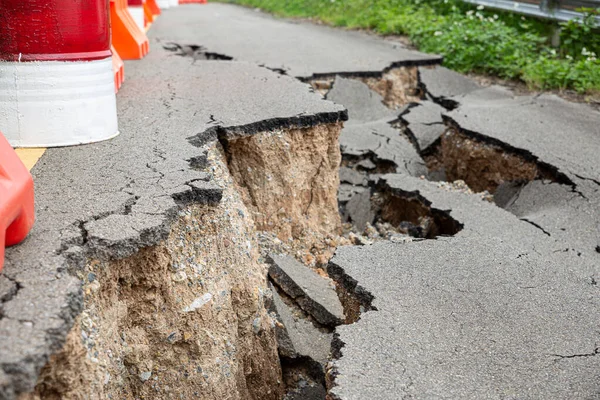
[3,3,600,400]
[164,5,600,398]
[0,42,350,398]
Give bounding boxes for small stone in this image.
[183,293,213,312]
[87,273,97,282]
[89,281,101,293]
[364,222,379,239]
[389,234,413,244]
[252,317,262,334]
[166,332,178,343]
[316,254,329,266]
[140,371,152,382]
[356,159,377,170]
[349,232,372,246]
[172,271,187,282]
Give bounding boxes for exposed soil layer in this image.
[19,317,97,400]
[221,123,343,265]
[25,146,284,400]
[360,67,422,109]
[425,127,567,194]
[308,67,422,109]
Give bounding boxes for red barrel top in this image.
[0,0,111,61]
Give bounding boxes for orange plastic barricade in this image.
[143,1,154,27]
[110,0,149,60]
[112,45,125,93]
[147,0,162,17]
[0,133,35,273]
[179,0,207,3]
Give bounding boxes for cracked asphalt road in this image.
[0,46,347,398]
[2,3,600,399]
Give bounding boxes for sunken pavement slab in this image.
[0,43,346,398]
[268,254,345,326]
[327,76,427,176]
[418,65,481,107]
[328,174,600,399]
[399,100,447,154]
[444,89,600,190]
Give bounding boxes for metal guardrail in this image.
[461,0,600,23]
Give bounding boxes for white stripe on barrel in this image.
[0,58,119,147]
[0,0,119,147]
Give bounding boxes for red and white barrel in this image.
[128,0,146,32]
[0,0,119,147]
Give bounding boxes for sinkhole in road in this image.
[218,113,464,398]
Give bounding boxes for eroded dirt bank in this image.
[23,146,283,400]
[21,121,346,400]
[221,123,343,264]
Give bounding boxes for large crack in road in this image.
[4,4,600,400]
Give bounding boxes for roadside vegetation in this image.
[221,0,600,95]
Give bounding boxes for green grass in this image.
[219,0,600,94]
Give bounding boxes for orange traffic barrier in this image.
[147,0,162,17]
[0,133,35,273]
[112,45,125,93]
[143,1,154,27]
[110,0,149,60]
[179,0,207,3]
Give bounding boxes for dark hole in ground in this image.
[419,122,576,210]
[162,43,234,60]
[281,357,327,400]
[373,184,463,239]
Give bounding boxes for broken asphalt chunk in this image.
[400,101,447,153]
[326,76,398,123]
[418,66,480,108]
[267,254,345,326]
[339,167,367,186]
[268,284,333,365]
[344,189,375,232]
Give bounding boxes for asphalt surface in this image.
[151,3,441,79]
[3,3,600,399]
[0,40,345,400]
[329,174,600,399]
[328,85,600,398]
